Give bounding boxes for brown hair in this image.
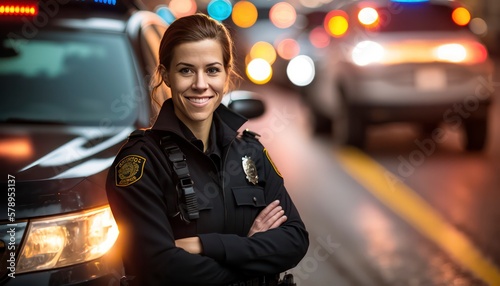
[150,13,240,111]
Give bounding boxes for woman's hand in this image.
[248,200,287,237]
[175,237,202,254]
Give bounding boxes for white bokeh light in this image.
[287,55,315,86]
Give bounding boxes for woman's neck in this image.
[189,121,211,152]
[173,109,213,152]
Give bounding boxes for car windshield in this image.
[0,31,139,126]
[376,3,466,32]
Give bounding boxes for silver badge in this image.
[242,156,258,185]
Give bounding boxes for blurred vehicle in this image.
[0,1,264,285]
[304,0,494,150]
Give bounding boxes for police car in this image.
[0,1,263,285]
[304,0,494,150]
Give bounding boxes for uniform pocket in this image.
[231,186,266,235]
[232,186,266,207]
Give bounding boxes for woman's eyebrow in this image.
[206,62,223,66]
[175,62,223,67]
[176,62,194,67]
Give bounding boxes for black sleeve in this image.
[106,138,242,285]
[198,145,309,276]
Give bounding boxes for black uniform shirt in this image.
[106,99,309,285]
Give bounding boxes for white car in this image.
[304,0,494,150]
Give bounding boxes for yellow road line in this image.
[336,147,500,286]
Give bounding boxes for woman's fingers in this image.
[248,200,287,236]
[270,214,287,229]
[256,200,280,220]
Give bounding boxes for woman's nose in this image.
[192,73,209,90]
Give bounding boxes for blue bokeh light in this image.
[207,0,232,21]
[94,0,117,5]
[156,5,176,24]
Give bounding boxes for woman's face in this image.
[164,39,227,129]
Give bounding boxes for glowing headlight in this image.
[435,43,467,63]
[17,206,119,274]
[352,41,384,66]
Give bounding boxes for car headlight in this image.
[435,43,467,63]
[352,40,385,66]
[16,206,119,274]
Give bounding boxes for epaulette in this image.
[128,129,148,139]
[242,129,261,140]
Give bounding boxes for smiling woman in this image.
[106,13,309,286]
[159,39,227,146]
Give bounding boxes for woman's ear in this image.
[159,64,170,87]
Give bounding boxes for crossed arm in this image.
[175,200,287,254]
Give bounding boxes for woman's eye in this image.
[207,67,221,74]
[179,68,192,74]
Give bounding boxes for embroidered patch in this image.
[264,148,282,178]
[115,155,146,187]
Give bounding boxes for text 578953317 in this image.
[7,175,15,222]
[7,174,17,278]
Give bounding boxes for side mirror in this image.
[222,90,265,119]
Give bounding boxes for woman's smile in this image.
[184,95,215,106]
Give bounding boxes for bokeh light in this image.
[250,41,277,65]
[358,7,378,27]
[452,7,471,26]
[246,58,273,85]
[276,38,300,60]
[0,5,37,15]
[287,55,315,86]
[469,17,488,36]
[309,26,330,48]
[169,0,197,18]
[435,44,466,63]
[269,2,297,29]
[207,0,232,21]
[352,41,384,66]
[156,5,176,24]
[232,1,258,28]
[324,10,349,37]
[298,0,323,9]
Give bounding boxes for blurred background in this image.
[1,0,500,285]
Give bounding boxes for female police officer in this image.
[106,13,309,285]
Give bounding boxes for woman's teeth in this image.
[187,97,211,104]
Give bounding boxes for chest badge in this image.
[242,156,258,185]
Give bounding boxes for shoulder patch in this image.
[115,155,146,187]
[264,148,282,178]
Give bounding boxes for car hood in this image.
[0,125,133,220]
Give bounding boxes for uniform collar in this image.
[151,98,248,146]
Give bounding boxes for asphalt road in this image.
[238,61,500,285]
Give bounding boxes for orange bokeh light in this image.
[232,1,258,28]
[324,10,349,37]
[452,7,471,26]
